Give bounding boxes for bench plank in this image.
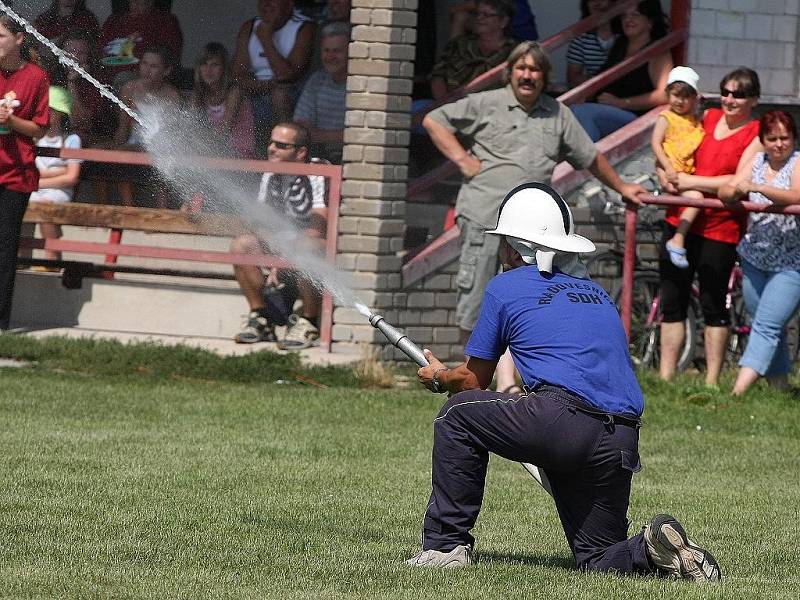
[23,202,251,237]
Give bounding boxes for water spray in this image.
[0,1,143,127]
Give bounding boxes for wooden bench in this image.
[24,147,343,350]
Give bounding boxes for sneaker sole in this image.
[277,338,319,351]
[235,334,276,344]
[652,515,721,582]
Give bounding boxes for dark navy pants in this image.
[421,386,654,574]
[0,188,30,330]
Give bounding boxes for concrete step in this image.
[11,269,247,339]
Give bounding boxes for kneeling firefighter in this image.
[407,182,721,583]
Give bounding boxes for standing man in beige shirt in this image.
[423,41,644,390]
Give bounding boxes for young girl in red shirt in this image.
[0,15,50,330]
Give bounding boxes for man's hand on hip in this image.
[455,154,481,180]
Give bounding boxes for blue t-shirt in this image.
[465,266,644,417]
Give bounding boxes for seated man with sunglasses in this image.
[231,122,328,350]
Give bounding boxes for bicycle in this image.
[584,188,762,372]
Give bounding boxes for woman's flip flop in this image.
[666,242,689,269]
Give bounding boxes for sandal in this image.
[666,242,689,269]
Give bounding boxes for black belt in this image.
[530,384,643,428]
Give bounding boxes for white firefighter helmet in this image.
[486,182,596,253]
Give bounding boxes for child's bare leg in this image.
[40,222,62,261]
[666,190,703,269]
[670,191,704,246]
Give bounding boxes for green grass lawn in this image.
[0,336,798,598]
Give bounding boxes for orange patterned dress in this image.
[660,109,705,174]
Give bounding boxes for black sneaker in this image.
[234,311,277,344]
[644,514,721,582]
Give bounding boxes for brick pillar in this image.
[333,0,417,359]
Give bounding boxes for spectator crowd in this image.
[3,0,798,385]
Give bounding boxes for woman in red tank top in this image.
[657,67,763,387]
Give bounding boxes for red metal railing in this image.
[41,147,342,352]
[621,195,800,339]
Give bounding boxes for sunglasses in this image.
[476,10,500,18]
[720,87,750,99]
[269,139,299,150]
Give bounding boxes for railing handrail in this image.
[620,194,800,339]
[56,147,342,179]
[411,0,640,128]
[557,29,687,106]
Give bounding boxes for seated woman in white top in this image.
[232,0,316,157]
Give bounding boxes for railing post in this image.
[320,170,342,353]
[670,0,690,64]
[621,201,639,340]
[102,228,123,280]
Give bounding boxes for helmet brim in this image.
[486,228,596,253]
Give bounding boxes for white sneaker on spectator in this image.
[277,315,319,350]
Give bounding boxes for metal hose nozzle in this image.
[368,313,429,367]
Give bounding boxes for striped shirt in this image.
[293,69,346,163]
[566,32,616,77]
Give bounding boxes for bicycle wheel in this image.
[786,315,800,364]
[615,273,660,369]
[615,273,696,371]
[587,251,624,298]
[726,287,750,367]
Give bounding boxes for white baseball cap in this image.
[667,66,700,92]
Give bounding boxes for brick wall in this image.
[334,0,418,358]
[687,0,800,97]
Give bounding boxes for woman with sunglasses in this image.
[570,0,672,141]
[718,111,800,396]
[657,68,762,386]
[430,0,516,101]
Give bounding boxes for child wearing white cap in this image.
[651,66,704,268]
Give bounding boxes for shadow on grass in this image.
[478,550,574,570]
